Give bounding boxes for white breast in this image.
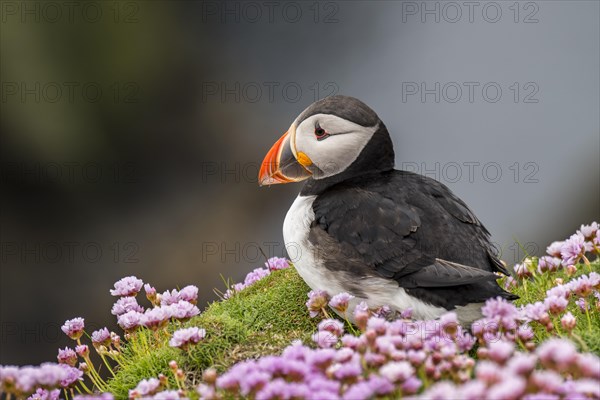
[283,194,448,321]
[283,195,349,295]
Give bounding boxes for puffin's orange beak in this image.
[258,128,312,186]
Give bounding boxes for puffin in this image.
[258,95,517,324]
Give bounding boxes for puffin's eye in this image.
[314,124,329,140]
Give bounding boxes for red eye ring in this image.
[315,126,329,140]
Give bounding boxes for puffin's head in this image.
[259,95,394,186]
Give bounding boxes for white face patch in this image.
[293,114,378,179]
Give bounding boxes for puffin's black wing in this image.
[309,170,516,308]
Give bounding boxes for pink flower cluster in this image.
[28,388,61,400]
[169,327,206,349]
[161,285,199,305]
[224,257,290,298]
[522,272,600,330]
[418,338,600,399]
[197,299,600,400]
[306,289,330,318]
[116,300,200,331]
[1,275,204,398]
[61,317,85,340]
[196,306,478,399]
[0,363,82,398]
[534,222,599,274]
[111,297,144,316]
[110,276,201,332]
[110,276,144,297]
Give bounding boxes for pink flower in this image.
[517,324,535,342]
[475,360,502,384]
[318,319,345,337]
[537,256,561,273]
[514,262,532,279]
[91,328,111,346]
[560,233,585,265]
[244,268,271,287]
[129,378,161,398]
[331,356,362,380]
[379,361,414,382]
[578,222,598,239]
[178,285,199,304]
[546,285,570,299]
[306,290,330,318]
[439,312,459,336]
[329,293,354,314]
[353,302,370,331]
[75,345,89,358]
[57,347,77,366]
[61,318,85,340]
[117,310,143,331]
[561,312,576,331]
[487,340,514,364]
[312,331,338,348]
[265,257,290,271]
[457,380,486,400]
[486,375,526,400]
[570,273,600,297]
[144,284,157,303]
[111,297,144,316]
[167,300,200,320]
[576,298,588,311]
[141,307,170,330]
[576,353,600,379]
[544,296,568,315]
[169,327,206,349]
[161,286,199,306]
[29,388,61,400]
[537,339,578,372]
[402,376,422,394]
[506,353,537,375]
[373,305,392,319]
[482,297,520,329]
[224,268,271,298]
[110,276,143,297]
[546,241,564,257]
[367,317,388,334]
[503,276,518,290]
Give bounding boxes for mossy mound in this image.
[105,268,316,398]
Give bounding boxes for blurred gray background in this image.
[1,1,598,365]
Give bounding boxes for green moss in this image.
[104,267,316,399]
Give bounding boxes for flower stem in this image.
[99,353,116,377]
[78,379,92,394]
[83,354,107,391]
[584,306,593,331]
[582,255,592,271]
[571,332,589,352]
